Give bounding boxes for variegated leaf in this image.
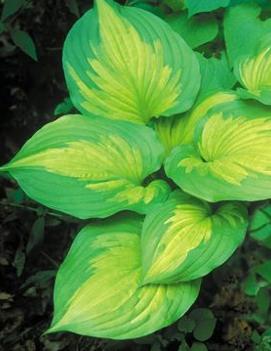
[63,0,200,124]
[0,115,169,219]
[155,91,238,155]
[165,99,271,202]
[224,3,271,104]
[141,191,247,284]
[47,215,201,339]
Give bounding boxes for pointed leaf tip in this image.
[4,115,169,219]
[50,216,201,339]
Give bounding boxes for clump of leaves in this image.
[1,0,271,342]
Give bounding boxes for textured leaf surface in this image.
[48,215,201,339]
[63,0,200,124]
[235,35,271,105]
[224,4,271,104]
[141,191,247,284]
[1,115,170,219]
[165,100,271,202]
[166,12,218,49]
[155,91,237,155]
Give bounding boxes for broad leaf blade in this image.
[235,35,271,105]
[1,115,170,219]
[141,191,247,284]
[224,4,271,66]
[48,216,201,339]
[165,98,271,202]
[63,0,200,124]
[224,4,271,104]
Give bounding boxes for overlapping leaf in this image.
[0,115,170,219]
[48,215,201,339]
[141,191,247,284]
[224,4,271,104]
[185,0,230,17]
[63,0,200,124]
[155,91,238,155]
[165,98,271,202]
[165,12,218,49]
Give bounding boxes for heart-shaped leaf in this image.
[63,0,200,124]
[1,115,170,219]
[47,215,201,339]
[141,191,247,284]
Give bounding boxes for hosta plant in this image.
[1,0,271,341]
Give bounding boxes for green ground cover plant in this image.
[1,0,271,346]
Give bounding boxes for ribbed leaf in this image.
[141,191,247,284]
[235,35,271,105]
[165,99,271,202]
[48,215,201,339]
[63,0,200,124]
[224,4,271,104]
[155,91,238,155]
[0,115,170,219]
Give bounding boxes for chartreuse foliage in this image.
[47,215,201,339]
[224,3,271,105]
[141,191,247,284]
[0,115,169,219]
[155,91,238,155]
[63,0,200,124]
[165,96,271,202]
[1,0,271,342]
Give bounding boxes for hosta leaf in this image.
[141,191,247,284]
[197,54,236,98]
[185,0,230,17]
[224,4,271,66]
[235,35,271,105]
[63,0,200,124]
[48,215,201,339]
[0,115,170,219]
[165,12,218,49]
[224,4,271,104]
[165,99,271,202]
[155,91,238,155]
